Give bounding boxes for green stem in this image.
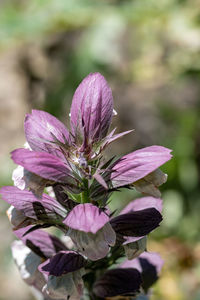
[81,179,89,203]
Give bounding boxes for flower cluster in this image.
[1,73,172,299]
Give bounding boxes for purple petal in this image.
[0,186,67,222]
[64,203,109,234]
[39,251,86,276]
[120,197,163,215]
[120,257,142,272]
[120,252,164,292]
[102,129,134,148]
[11,148,75,184]
[93,172,108,189]
[70,72,113,142]
[118,197,162,251]
[93,268,142,298]
[110,146,172,187]
[110,208,162,237]
[123,236,145,244]
[25,109,70,153]
[140,252,163,275]
[140,251,164,275]
[14,226,67,259]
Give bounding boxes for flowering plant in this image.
[1,73,172,299]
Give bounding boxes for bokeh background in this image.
[0,0,200,299]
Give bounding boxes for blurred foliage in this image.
[0,0,200,299]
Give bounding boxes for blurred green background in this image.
[0,0,200,299]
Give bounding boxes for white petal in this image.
[68,224,116,261]
[124,237,147,260]
[12,165,26,190]
[43,270,84,300]
[112,109,117,116]
[11,240,46,291]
